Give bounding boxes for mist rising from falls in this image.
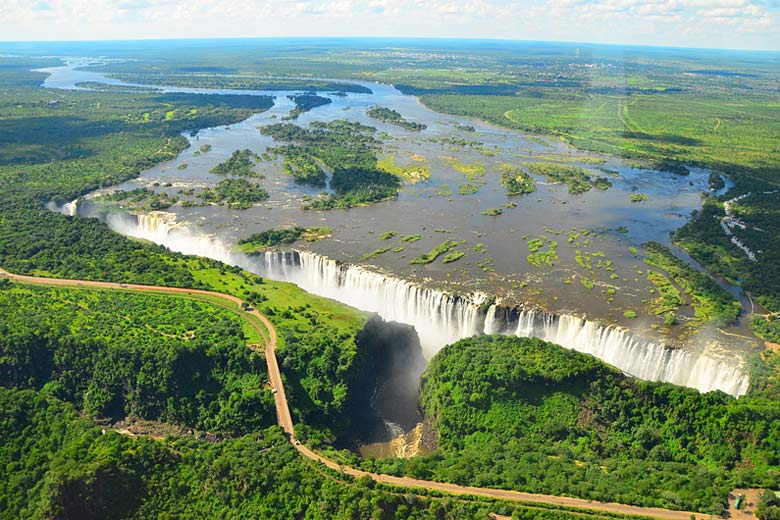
[46,199,79,216]
[102,209,750,397]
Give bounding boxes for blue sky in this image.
[2,0,779,51]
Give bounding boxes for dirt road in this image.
[1,268,707,519]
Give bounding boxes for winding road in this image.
[0,267,707,520]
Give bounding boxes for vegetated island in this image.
[237,226,331,253]
[260,121,403,209]
[285,93,332,120]
[500,165,536,195]
[194,178,269,210]
[527,163,611,194]
[367,106,427,131]
[210,149,262,177]
[410,239,465,264]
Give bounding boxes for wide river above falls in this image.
[39,59,761,403]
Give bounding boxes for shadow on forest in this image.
[624,130,703,146]
[0,116,121,165]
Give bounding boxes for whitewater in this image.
[94,209,749,397]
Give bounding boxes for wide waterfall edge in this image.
[68,205,751,397]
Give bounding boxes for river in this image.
[38,59,760,405]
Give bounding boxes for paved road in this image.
[0,268,705,520]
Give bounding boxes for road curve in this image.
[0,268,704,520]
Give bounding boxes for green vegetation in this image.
[377,155,431,183]
[351,336,780,515]
[3,42,780,518]
[199,143,211,153]
[308,167,401,209]
[646,270,684,316]
[281,154,328,186]
[500,165,536,195]
[527,238,545,252]
[197,178,269,209]
[0,284,274,434]
[757,490,780,520]
[527,163,599,195]
[481,207,502,216]
[442,157,486,195]
[630,193,649,202]
[362,246,392,260]
[400,234,423,242]
[420,91,779,186]
[286,93,332,120]
[674,184,780,329]
[441,251,465,264]
[379,231,397,240]
[209,149,261,177]
[410,239,463,265]
[105,72,373,93]
[237,226,330,252]
[623,309,638,319]
[366,106,427,131]
[355,45,780,322]
[708,171,725,191]
[527,239,559,267]
[4,386,555,519]
[100,187,180,210]
[260,120,401,208]
[643,242,741,327]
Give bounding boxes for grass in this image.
[442,157,486,196]
[377,155,431,183]
[361,247,392,260]
[646,270,684,315]
[400,234,423,243]
[500,164,536,195]
[236,226,330,253]
[527,238,546,253]
[189,264,366,345]
[421,92,780,184]
[642,242,740,328]
[410,239,464,265]
[527,238,559,267]
[527,163,595,195]
[442,251,465,264]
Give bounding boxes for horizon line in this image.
[1,35,779,55]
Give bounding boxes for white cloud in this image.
[0,0,777,50]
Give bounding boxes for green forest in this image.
[2,40,780,519]
[261,120,402,208]
[0,56,572,518]
[333,335,780,516]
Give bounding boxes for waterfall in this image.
[261,250,750,397]
[260,250,487,350]
[485,306,750,395]
[46,198,79,216]
[104,209,750,397]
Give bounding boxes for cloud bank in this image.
[1,0,778,51]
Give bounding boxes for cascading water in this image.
[260,250,486,350]
[101,208,750,397]
[262,250,750,396]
